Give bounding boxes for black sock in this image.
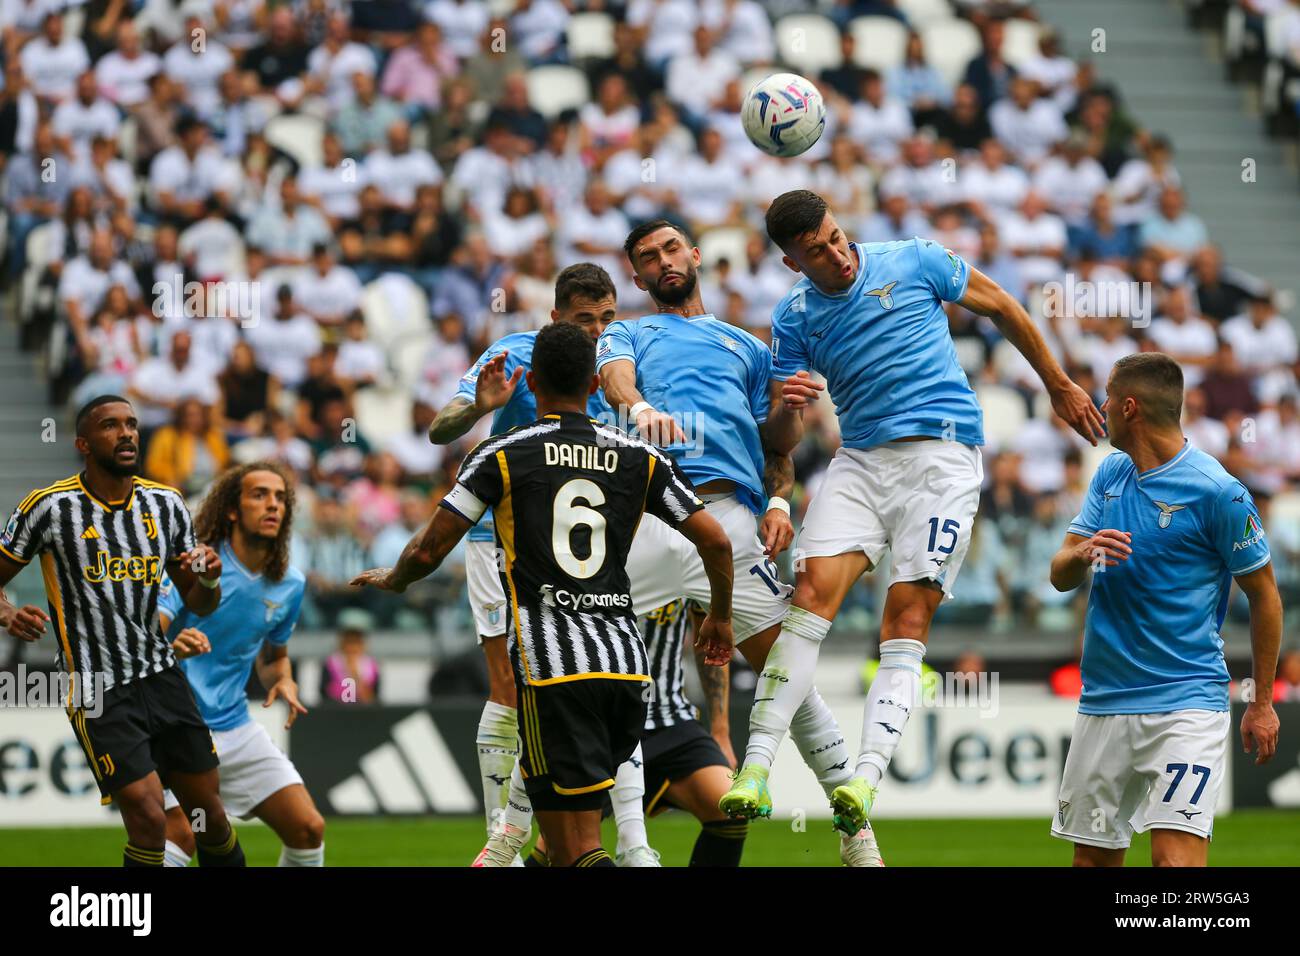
[123,843,164,867]
[571,848,614,867]
[196,825,246,868]
[524,846,550,867]
[690,819,747,867]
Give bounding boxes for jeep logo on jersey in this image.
[865,281,898,309]
[83,552,162,585]
[538,584,629,610]
[1153,500,1186,529]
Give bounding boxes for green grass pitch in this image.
[3,811,1298,866]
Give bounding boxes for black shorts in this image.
[517,678,647,811]
[642,720,730,816]
[70,665,218,800]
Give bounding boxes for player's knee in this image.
[791,572,840,619]
[120,795,168,843]
[882,602,933,640]
[296,810,326,848]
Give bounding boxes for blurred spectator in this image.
[149,115,231,226]
[1067,191,1135,265]
[1221,293,1299,404]
[380,20,455,115]
[319,608,382,702]
[298,493,372,625]
[345,451,404,536]
[1188,244,1261,323]
[1147,286,1218,388]
[51,70,120,163]
[962,17,1015,109]
[1111,133,1181,226]
[930,82,993,153]
[231,409,314,474]
[460,16,526,107]
[128,330,221,434]
[363,118,442,212]
[385,400,445,481]
[1201,339,1260,421]
[164,13,235,119]
[144,397,232,497]
[335,314,385,389]
[94,22,161,108]
[1183,387,1231,457]
[990,76,1067,167]
[1275,648,1300,702]
[4,121,71,279]
[424,0,490,60]
[219,340,278,440]
[1033,132,1107,226]
[1138,185,1208,263]
[889,32,952,125]
[20,12,89,106]
[485,72,548,150]
[333,70,404,154]
[846,69,914,167]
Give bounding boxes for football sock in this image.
[278,843,324,867]
[123,843,163,867]
[502,758,534,833]
[857,638,926,787]
[690,819,747,867]
[476,701,519,835]
[790,686,854,797]
[744,607,832,769]
[524,845,550,867]
[612,745,648,855]
[195,825,246,867]
[162,840,192,868]
[571,848,614,867]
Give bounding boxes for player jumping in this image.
[1049,353,1281,865]
[721,190,1104,843]
[353,322,736,866]
[0,396,246,867]
[158,461,326,867]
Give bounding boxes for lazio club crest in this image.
[866,280,898,310]
[1154,501,1186,529]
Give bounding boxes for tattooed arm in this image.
[428,352,523,445]
[691,606,736,768]
[427,397,481,445]
[757,442,796,558]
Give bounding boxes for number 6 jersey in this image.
[440,411,704,685]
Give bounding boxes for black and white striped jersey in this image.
[0,474,197,707]
[641,598,699,730]
[441,412,704,685]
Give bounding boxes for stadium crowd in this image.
[2,0,1299,644]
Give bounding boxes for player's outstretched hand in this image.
[781,370,824,410]
[4,604,49,641]
[1073,529,1131,568]
[695,614,733,667]
[265,678,309,728]
[1241,701,1279,765]
[474,352,524,413]
[1051,380,1106,446]
[759,507,794,558]
[634,407,688,447]
[180,544,222,583]
[350,566,405,593]
[171,627,211,660]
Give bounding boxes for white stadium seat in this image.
[976,382,1028,449]
[1000,18,1043,68]
[390,331,434,391]
[849,16,909,72]
[362,274,431,350]
[696,227,750,270]
[567,12,616,60]
[352,383,413,447]
[264,113,325,169]
[896,0,954,24]
[920,18,982,89]
[774,14,843,75]
[526,65,591,118]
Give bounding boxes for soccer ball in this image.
[741,72,826,158]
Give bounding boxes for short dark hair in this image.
[1109,352,1184,426]
[765,190,829,250]
[531,321,594,398]
[75,394,132,435]
[623,219,692,264]
[554,262,616,310]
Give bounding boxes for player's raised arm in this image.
[958,267,1106,445]
[1234,563,1282,764]
[596,320,687,445]
[429,350,523,445]
[353,503,474,593]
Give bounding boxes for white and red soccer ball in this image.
[741,72,827,158]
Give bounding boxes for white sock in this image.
[501,757,534,833]
[476,700,519,835]
[790,686,854,798]
[163,840,192,868]
[278,843,324,867]
[743,607,832,769]
[857,638,926,787]
[612,744,648,855]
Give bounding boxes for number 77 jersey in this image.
[440,411,705,685]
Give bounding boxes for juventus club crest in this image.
[1154,501,1185,529]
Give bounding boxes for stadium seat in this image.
[1080,439,1114,480]
[952,336,986,377]
[920,18,982,88]
[774,14,843,75]
[976,382,1028,448]
[361,273,432,350]
[117,115,139,167]
[896,0,954,24]
[1000,18,1043,68]
[257,266,308,302]
[525,65,591,118]
[566,12,616,60]
[849,16,909,72]
[352,383,413,447]
[20,221,58,323]
[390,330,435,390]
[697,227,750,270]
[264,113,325,169]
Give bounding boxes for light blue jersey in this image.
[1068,443,1270,715]
[159,542,306,731]
[596,313,771,514]
[770,238,984,449]
[455,329,613,541]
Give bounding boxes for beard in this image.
[96,446,139,478]
[651,263,698,305]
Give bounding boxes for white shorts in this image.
[163,720,303,818]
[1051,709,1230,849]
[625,495,792,643]
[795,440,983,598]
[466,538,509,642]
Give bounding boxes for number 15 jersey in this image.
[441,411,704,685]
